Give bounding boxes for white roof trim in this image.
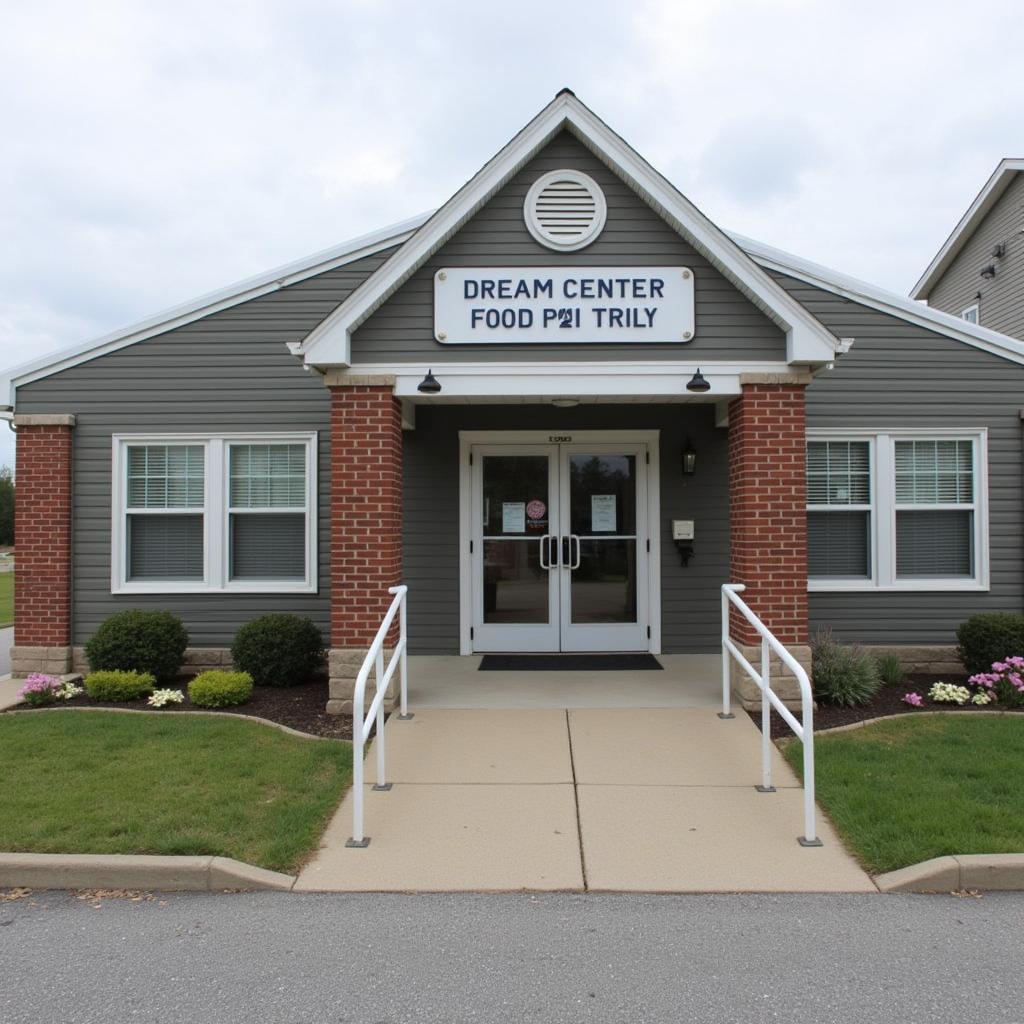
[734,231,1024,368]
[298,91,839,368]
[1,213,429,405]
[911,158,1024,300]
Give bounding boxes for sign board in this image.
[502,502,526,533]
[590,494,617,532]
[434,266,694,345]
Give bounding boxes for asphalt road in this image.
[1,890,1021,1023]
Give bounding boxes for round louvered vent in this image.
[524,169,607,252]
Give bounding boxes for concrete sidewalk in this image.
[295,708,875,893]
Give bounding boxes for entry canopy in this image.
[298,90,841,369]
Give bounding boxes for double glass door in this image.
[471,442,650,652]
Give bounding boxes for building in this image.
[912,158,1024,339]
[6,91,1024,711]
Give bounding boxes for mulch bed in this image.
[752,674,1024,739]
[6,680,355,740]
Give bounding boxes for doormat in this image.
[478,654,663,671]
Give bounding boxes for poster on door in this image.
[590,494,617,532]
[502,502,526,533]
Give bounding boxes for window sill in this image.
[808,580,988,593]
[113,582,318,596]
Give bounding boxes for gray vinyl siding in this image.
[15,250,390,647]
[927,173,1024,340]
[351,131,786,364]
[774,272,1024,645]
[403,403,729,654]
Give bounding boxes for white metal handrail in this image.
[346,584,410,848]
[720,583,821,847]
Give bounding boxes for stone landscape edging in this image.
[874,854,1024,893]
[5,704,342,741]
[0,852,297,892]
[813,708,1018,735]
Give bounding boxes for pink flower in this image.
[903,692,924,707]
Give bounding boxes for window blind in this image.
[230,513,306,580]
[808,510,871,578]
[896,510,973,578]
[128,514,204,580]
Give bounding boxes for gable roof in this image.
[0,213,427,407]
[298,90,840,368]
[736,231,1024,367]
[911,158,1024,300]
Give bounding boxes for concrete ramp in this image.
[294,708,875,893]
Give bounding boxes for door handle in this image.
[561,535,571,568]
[570,534,581,569]
[539,534,551,570]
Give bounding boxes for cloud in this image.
[1,0,1022,477]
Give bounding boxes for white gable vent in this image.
[524,169,607,252]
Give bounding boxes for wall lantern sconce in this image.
[980,264,997,280]
[417,369,442,394]
[686,368,711,393]
[682,438,697,475]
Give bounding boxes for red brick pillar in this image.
[727,378,810,706]
[11,414,75,677]
[326,379,403,714]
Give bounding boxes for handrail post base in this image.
[372,782,393,792]
[798,836,823,848]
[755,785,776,793]
[346,837,371,849]
[397,712,415,721]
[716,712,735,720]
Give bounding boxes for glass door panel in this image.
[559,447,648,651]
[472,447,560,651]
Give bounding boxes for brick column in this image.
[11,414,75,677]
[728,377,810,708]
[325,378,403,715]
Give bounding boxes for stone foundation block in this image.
[11,645,73,678]
[732,643,813,712]
[327,646,399,716]
[862,644,963,676]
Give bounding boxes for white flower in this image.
[56,682,83,701]
[928,682,972,705]
[147,689,185,708]
[971,691,992,706]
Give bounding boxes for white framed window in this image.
[807,429,988,592]
[112,432,317,594]
[962,304,979,325]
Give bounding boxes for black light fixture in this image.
[417,368,441,394]
[980,263,997,280]
[686,368,711,393]
[682,438,697,475]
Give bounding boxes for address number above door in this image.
[433,266,695,345]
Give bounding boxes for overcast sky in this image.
[2,0,1022,469]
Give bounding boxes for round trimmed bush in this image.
[188,670,253,708]
[85,610,188,685]
[812,629,882,707]
[230,614,325,687]
[956,613,1024,675]
[84,670,156,702]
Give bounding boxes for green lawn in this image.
[785,715,1024,874]
[0,573,12,626]
[0,711,352,872]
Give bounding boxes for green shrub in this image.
[84,670,156,702]
[188,671,254,708]
[812,629,882,707]
[230,614,325,687]
[85,610,189,685]
[874,652,905,686]
[956,613,1024,675]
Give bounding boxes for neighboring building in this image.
[6,91,1024,711]
[912,158,1024,339]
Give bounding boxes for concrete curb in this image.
[0,853,297,892]
[875,854,1024,893]
[5,704,347,742]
